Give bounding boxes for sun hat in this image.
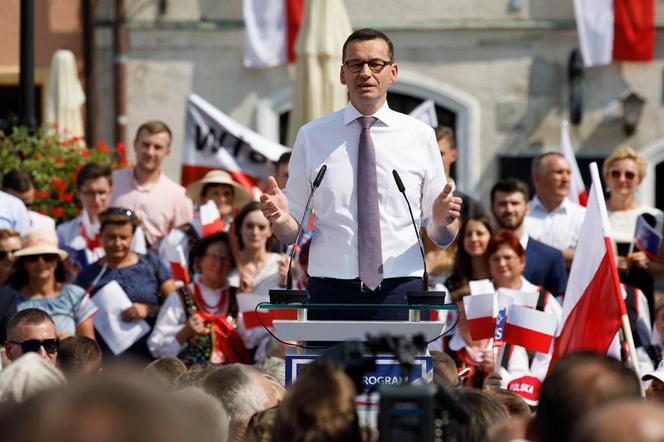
[185,170,253,207]
[12,229,68,261]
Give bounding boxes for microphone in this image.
[392,170,428,292]
[392,170,446,307]
[270,165,327,304]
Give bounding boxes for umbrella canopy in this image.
[286,0,352,146]
[46,49,85,139]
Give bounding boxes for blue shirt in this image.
[0,191,30,235]
[16,284,97,336]
[75,254,171,305]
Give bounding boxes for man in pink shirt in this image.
[110,121,193,249]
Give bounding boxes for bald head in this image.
[571,400,664,442]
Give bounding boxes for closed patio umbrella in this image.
[46,49,85,140]
[286,0,351,146]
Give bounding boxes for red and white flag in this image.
[162,243,190,284]
[464,294,497,340]
[549,163,626,368]
[182,94,288,193]
[200,200,224,238]
[503,305,557,354]
[560,120,588,206]
[243,0,305,68]
[573,0,654,67]
[236,293,297,330]
[464,293,513,341]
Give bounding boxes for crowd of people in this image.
[1,27,664,441]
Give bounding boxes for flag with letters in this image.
[634,214,662,260]
[182,94,289,191]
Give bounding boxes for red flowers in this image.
[58,193,74,203]
[81,148,90,159]
[116,142,127,155]
[55,156,65,165]
[51,207,65,218]
[97,140,109,153]
[51,177,67,193]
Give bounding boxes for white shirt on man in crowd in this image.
[525,196,586,251]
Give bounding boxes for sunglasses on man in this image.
[7,338,59,354]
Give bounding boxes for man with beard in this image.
[491,178,567,297]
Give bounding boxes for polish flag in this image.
[496,288,540,310]
[200,200,224,238]
[236,293,296,329]
[162,240,190,284]
[560,120,588,206]
[573,0,654,67]
[549,163,627,368]
[464,294,497,340]
[243,0,305,68]
[503,305,557,354]
[464,293,513,341]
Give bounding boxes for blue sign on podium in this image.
[286,355,432,391]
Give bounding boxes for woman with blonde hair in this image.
[603,145,664,316]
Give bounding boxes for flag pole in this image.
[621,314,646,397]
[589,162,645,398]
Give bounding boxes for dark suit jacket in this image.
[524,237,568,297]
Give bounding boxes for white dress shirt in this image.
[284,102,446,279]
[525,196,586,250]
[0,191,30,235]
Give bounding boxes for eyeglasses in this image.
[489,254,519,265]
[0,249,20,260]
[8,338,59,354]
[344,59,392,73]
[99,207,138,222]
[609,169,637,180]
[24,254,60,263]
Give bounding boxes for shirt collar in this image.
[343,101,395,127]
[132,168,162,192]
[519,233,529,250]
[531,195,570,214]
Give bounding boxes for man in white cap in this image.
[642,361,664,403]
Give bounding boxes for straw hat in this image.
[12,229,68,261]
[186,170,252,207]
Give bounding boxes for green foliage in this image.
[0,126,128,223]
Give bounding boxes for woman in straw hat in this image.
[159,170,252,276]
[9,229,97,339]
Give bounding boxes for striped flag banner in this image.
[503,305,557,354]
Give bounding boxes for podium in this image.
[260,303,457,387]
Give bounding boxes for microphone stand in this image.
[392,170,448,321]
[268,165,327,309]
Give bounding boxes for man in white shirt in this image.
[260,29,461,319]
[2,170,56,233]
[0,191,30,235]
[525,152,586,267]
